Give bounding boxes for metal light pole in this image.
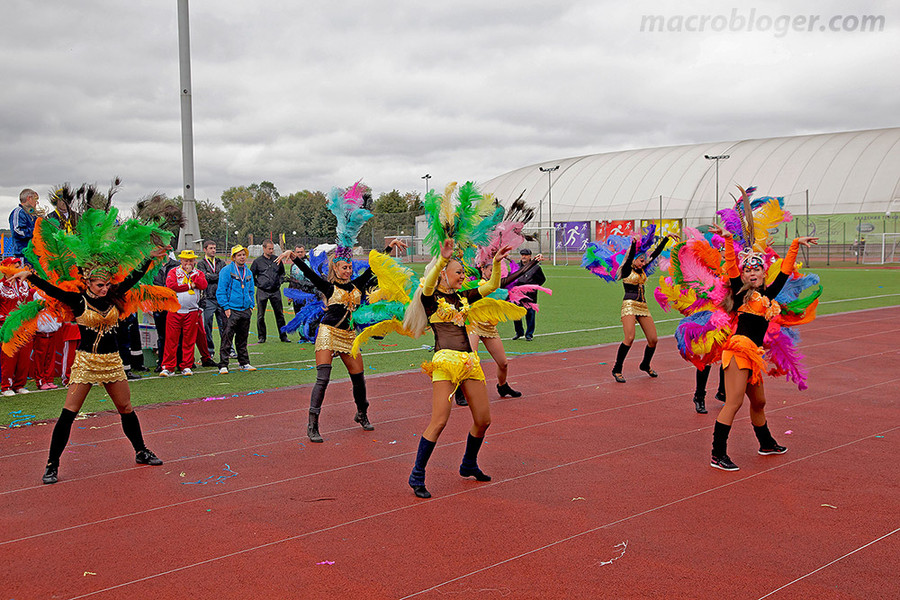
[539,165,560,264]
[176,0,201,251]
[704,154,730,217]
[421,173,431,196]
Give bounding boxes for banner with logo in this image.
[554,221,591,251]
[595,220,635,241]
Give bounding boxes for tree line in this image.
[175,181,424,248]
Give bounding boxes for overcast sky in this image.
[1,0,897,218]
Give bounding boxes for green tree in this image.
[221,181,279,241]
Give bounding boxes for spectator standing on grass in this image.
[160,250,207,377]
[217,246,257,374]
[8,189,39,261]
[250,240,289,343]
[511,248,546,341]
[197,240,226,358]
[287,245,314,312]
[152,253,179,371]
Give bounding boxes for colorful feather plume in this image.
[327,182,374,258]
[422,181,503,258]
[582,235,632,282]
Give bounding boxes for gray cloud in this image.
[2,0,898,218]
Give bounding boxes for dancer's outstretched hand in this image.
[439,238,454,260]
[797,236,819,247]
[275,250,295,264]
[534,253,546,262]
[495,245,513,263]
[707,223,730,237]
[388,238,408,251]
[150,245,171,259]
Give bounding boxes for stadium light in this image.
[421,173,431,196]
[539,165,560,263]
[704,154,730,216]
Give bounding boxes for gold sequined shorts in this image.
[470,321,499,339]
[315,324,356,354]
[69,350,127,385]
[621,300,651,318]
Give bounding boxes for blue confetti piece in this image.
[246,390,264,396]
[181,464,239,485]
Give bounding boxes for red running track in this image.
[1,306,898,599]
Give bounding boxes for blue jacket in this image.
[8,205,37,258]
[216,262,255,311]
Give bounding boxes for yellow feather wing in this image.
[468,297,526,325]
[350,318,415,357]
[368,250,415,304]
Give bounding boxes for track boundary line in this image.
[756,526,900,600]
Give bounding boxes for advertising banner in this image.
[595,220,635,241]
[554,221,591,251]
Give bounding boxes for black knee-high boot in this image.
[308,364,331,442]
[753,421,787,455]
[459,433,491,482]
[612,343,631,379]
[120,411,147,452]
[639,345,658,377]
[349,372,374,431]
[43,408,78,483]
[693,365,710,413]
[122,411,163,465]
[715,366,726,402]
[409,436,436,498]
[711,421,739,471]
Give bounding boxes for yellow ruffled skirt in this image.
[470,321,500,339]
[422,349,485,401]
[69,351,127,385]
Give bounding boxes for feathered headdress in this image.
[4,179,180,356]
[327,181,374,263]
[717,185,792,270]
[422,181,504,261]
[475,192,533,267]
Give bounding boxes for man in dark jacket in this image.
[512,248,546,341]
[197,240,226,356]
[250,240,288,343]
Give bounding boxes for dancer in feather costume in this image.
[2,179,178,484]
[705,185,820,472]
[277,182,407,443]
[379,181,510,498]
[464,197,543,403]
[589,225,674,383]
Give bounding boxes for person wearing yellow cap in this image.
[160,249,208,376]
[216,245,256,373]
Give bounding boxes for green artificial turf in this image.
[2,264,898,427]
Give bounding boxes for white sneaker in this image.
[240,364,257,372]
[182,368,193,376]
[15,388,30,394]
[2,389,15,397]
[159,369,172,377]
[219,367,229,375]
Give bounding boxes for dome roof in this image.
[481,127,900,228]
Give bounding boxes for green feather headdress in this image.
[422,181,504,261]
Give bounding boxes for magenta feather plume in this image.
[476,221,526,267]
[654,287,670,311]
[764,326,808,390]
[508,285,552,311]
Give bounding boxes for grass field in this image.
[2,264,898,427]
